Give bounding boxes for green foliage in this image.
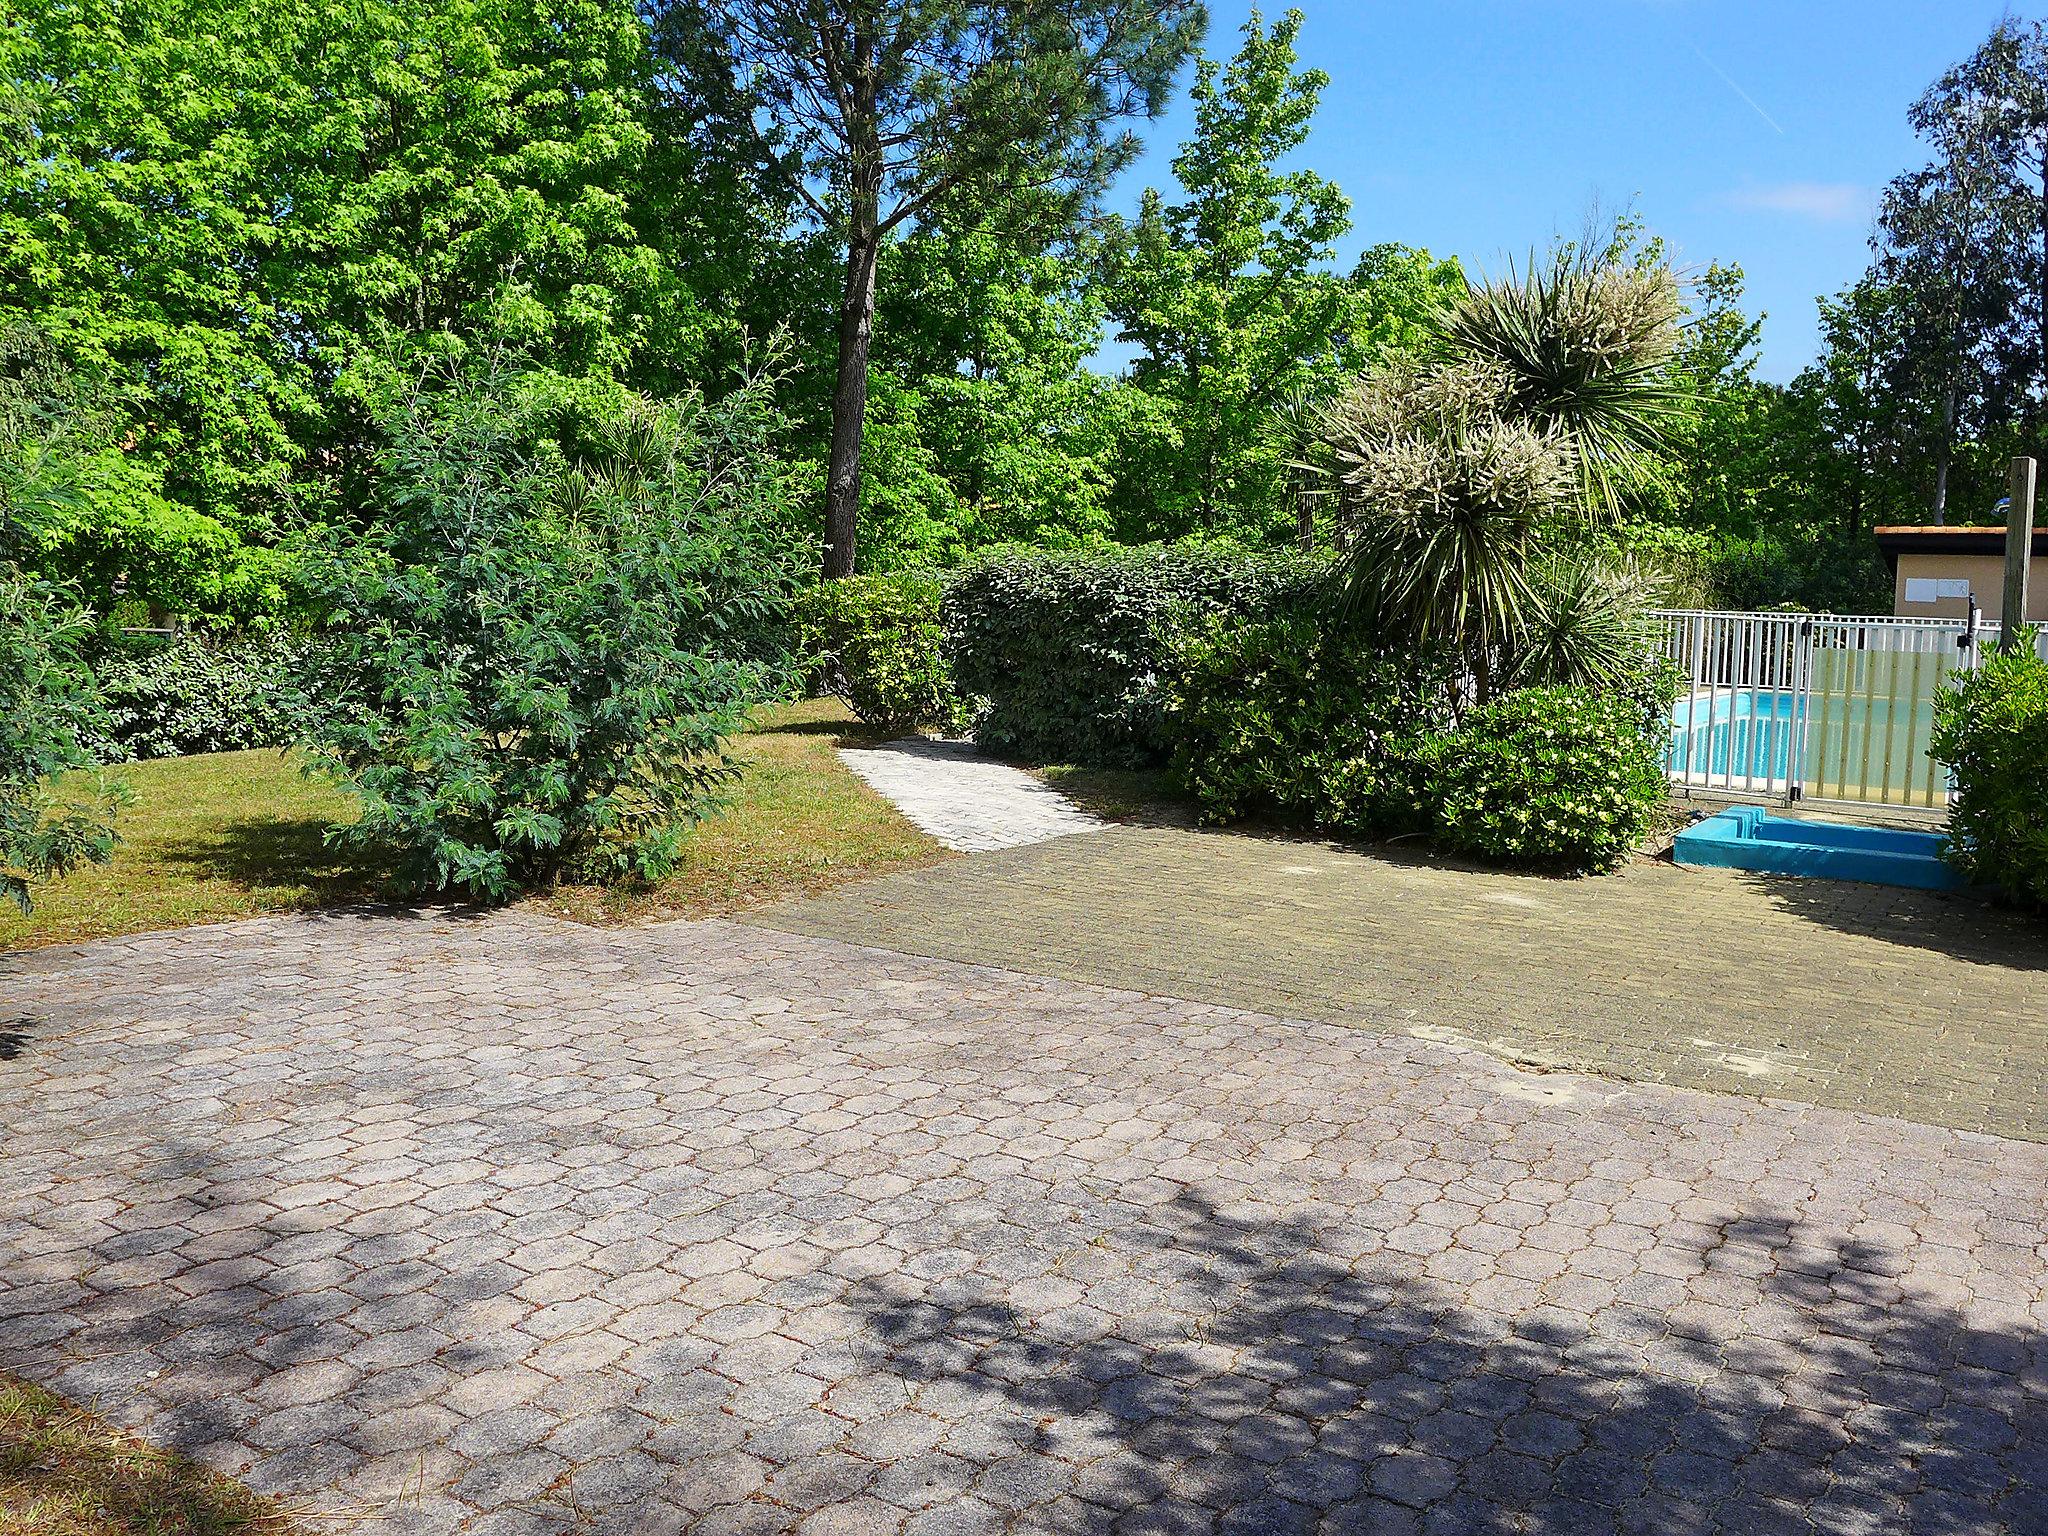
[3,0,678,604]
[0,570,123,913]
[1703,531,1892,614]
[1930,639,2048,907]
[81,632,312,763]
[796,574,961,733]
[944,543,1324,767]
[301,360,800,899]
[663,0,1202,575]
[1108,9,1372,539]
[1428,687,1665,873]
[1506,556,1663,694]
[1164,610,1457,835]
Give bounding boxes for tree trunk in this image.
[820,20,881,582]
[1932,382,1956,526]
[822,228,879,579]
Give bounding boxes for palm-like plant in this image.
[1310,235,1687,699]
[1437,247,1688,513]
[1506,554,1661,692]
[1319,357,1574,697]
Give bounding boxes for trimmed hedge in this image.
[1167,610,1675,872]
[1165,612,1458,836]
[82,631,311,762]
[1931,638,2048,908]
[795,573,961,733]
[944,544,1326,767]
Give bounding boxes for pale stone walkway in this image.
[834,738,1103,852]
[3,912,2045,1535]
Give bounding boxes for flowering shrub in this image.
[1427,687,1664,872]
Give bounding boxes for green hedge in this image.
[1165,612,1458,836]
[1931,639,2048,907]
[795,573,961,733]
[82,631,312,762]
[944,544,1326,767]
[1167,613,1673,872]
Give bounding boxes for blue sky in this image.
[1102,0,2014,381]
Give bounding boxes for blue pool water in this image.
[1667,690,1806,784]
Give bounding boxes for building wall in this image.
[1891,551,2048,622]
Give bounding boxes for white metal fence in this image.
[1653,609,2041,809]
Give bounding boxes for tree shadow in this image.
[153,816,397,906]
[0,1016,32,1060]
[848,1190,2043,1534]
[1738,871,2048,971]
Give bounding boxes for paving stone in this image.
[834,738,1104,852]
[2,909,2044,1534]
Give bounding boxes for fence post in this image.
[2001,456,2036,652]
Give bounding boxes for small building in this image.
[1875,525,2048,621]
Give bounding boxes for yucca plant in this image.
[1506,553,1662,692]
[1437,247,1688,513]
[1310,234,1688,700]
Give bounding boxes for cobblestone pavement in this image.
[834,740,1104,852]
[3,913,2045,1535]
[757,824,2048,1142]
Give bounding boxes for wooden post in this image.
[2002,457,2037,652]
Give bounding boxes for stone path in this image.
[4,912,2045,1535]
[759,823,2048,1142]
[833,739,1103,852]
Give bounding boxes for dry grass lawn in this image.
[1,698,945,951]
[0,1375,293,1536]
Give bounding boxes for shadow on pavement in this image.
[851,1189,2042,1535]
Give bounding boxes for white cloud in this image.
[1726,182,1875,224]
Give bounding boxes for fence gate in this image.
[1653,609,2029,810]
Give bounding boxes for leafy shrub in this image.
[944,544,1325,767]
[301,361,800,900]
[795,573,960,733]
[1,570,122,912]
[1165,610,1458,835]
[80,631,312,762]
[1931,639,2048,907]
[1428,687,1665,872]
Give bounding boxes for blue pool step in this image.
[1673,806,1963,891]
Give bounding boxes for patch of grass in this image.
[1,698,945,950]
[536,696,950,924]
[0,751,384,952]
[0,1374,295,1535]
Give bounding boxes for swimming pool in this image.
[1667,689,1807,788]
[1666,683,1952,804]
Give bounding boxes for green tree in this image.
[304,356,802,899]
[0,344,123,913]
[662,0,1202,578]
[2,0,677,613]
[1107,8,1358,538]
